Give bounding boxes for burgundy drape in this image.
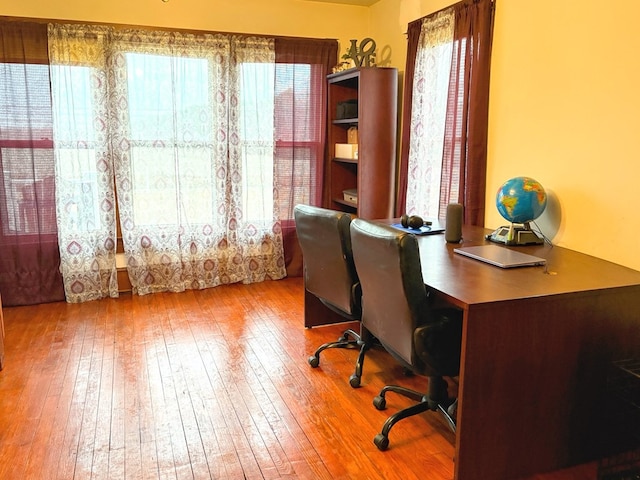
[0,21,65,306]
[275,37,337,277]
[396,0,495,226]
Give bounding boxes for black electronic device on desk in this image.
[487,223,544,246]
[391,214,445,236]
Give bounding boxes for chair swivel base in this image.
[372,380,457,451]
[307,328,369,388]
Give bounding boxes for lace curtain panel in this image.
[47,25,119,302]
[48,24,286,301]
[405,8,455,218]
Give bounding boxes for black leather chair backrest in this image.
[294,204,360,317]
[350,218,428,367]
[351,218,462,378]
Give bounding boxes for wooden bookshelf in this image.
[325,67,398,219]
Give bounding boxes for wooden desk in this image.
[418,226,640,480]
[304,224,640,479]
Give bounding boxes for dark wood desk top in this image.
[417,225,640,308]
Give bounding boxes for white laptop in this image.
[454,245,546,269]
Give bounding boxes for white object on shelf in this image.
[335,143,358,159]
[343,189,358,204]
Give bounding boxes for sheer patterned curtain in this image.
[112,30,285,294]
[404,8,455,219]
[48,24,286,298]
[48,25,119,303]
[397,0,495,225]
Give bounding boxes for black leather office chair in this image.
[294,204,371,388]
[350,218,463,450]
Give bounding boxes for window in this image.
[51,53,292,229]
[125,53,217,227]
[274,63,323,218]
[49,64,102,233]
[1,20,335,303]
[0,62,56,236]
[1,30,330,236]
[239,61,276,223]
[404,11,456,218]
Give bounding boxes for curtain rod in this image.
[0,15,336,43]
[404,0,495,35]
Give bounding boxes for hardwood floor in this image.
[0,277,600,479]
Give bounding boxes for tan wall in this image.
[371,0,640,271]
[3,0,640,271]
[485,0,640,272]
[0,0,369,59]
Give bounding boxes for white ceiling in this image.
[301,0,380,6]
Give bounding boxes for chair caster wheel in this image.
[373,433,389,451]
[308,355,319,368]
[349,374,361,388]
[373,395,386,410]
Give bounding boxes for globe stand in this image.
[487,222,544,246]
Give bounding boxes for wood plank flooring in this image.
[0,277,599,479]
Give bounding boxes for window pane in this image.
[0,63,56,236]
[239,62,275,223]
[125,53,215,227]
[0,63,52,141]
[275,64,316,142]
[0,148,56,235]
[274,63,322,217]
[50,65,102,233]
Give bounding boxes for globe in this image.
[495,176,547,224]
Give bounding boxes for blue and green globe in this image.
[496,176,547,224]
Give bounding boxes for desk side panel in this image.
[453,286,640,480]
